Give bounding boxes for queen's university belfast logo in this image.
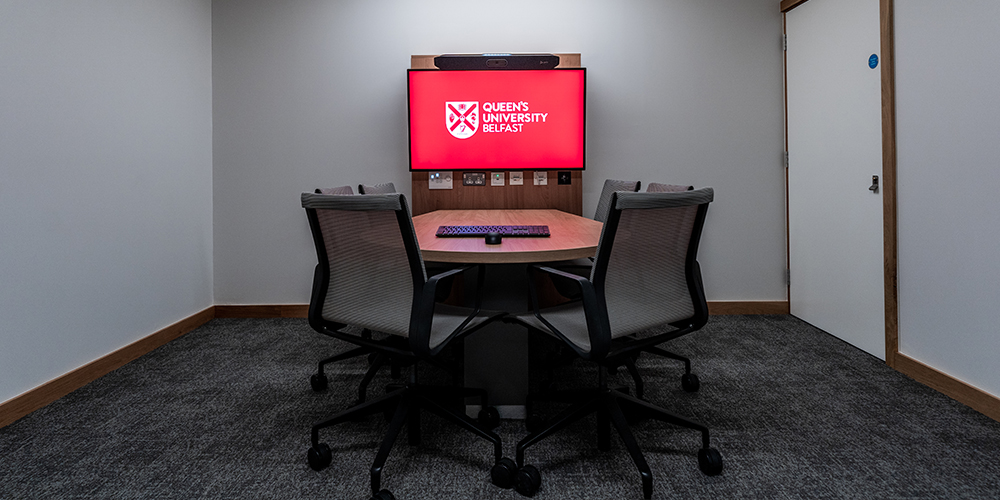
[446,101,479,139]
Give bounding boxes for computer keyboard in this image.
[435,225,550,237]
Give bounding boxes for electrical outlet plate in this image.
[557,171,572,185]
[533,171,547,186]
[509,171,523,185]
[463,172,486,186]
[428,171,453,190]
[491,172,505,186]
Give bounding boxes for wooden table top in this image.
[412,209,603,264]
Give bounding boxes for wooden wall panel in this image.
[411,171,583,216]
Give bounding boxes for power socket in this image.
[491,172,505,186]
[557,171,572,185]
[428,171,453,190]
[533,171,548,186]
[463,172,486,186]
[509,171,524,185]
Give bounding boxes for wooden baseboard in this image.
[214,304,309,318]
[707,301,790,315]
[0,306,215,429]
[217,302,790,318]
[892,353,1000,422]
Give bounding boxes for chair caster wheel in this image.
[514,464,541,497]
[491,457,517,488]
[698,447,723,476]
[681,373,700,393]
[310,373,328,392]
[478,406,501,430]
[370,488,395,500]
[307,443,332,471]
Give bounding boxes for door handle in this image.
[869,175,879,193]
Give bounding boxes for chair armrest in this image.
[526,265,611,361]
[533,265,590,282]
[410,263,489,357]
[426,264,473,283]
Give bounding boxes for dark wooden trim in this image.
[880,0,900,367]
[223,302,789,317]
[783,13,791,305]
[894,354,1000,422]
[214,304,309,318]
[0,306,216,429]
[780,0,810,13]
[411,171,584,216]
[707,301,790,315]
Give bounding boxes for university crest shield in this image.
[445,101,479,139]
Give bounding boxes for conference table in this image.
[411,209,603,264]
[410,209,603,417]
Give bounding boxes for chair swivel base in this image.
[307,383,511,497]
[514,386,723,499]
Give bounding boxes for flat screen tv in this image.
[407,68,586,171]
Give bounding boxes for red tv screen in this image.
[408,68,586,171]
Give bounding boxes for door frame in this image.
[783,0,1000,421]
[781,0,899,364]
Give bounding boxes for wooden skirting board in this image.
[215,304,309,318]
[5,300,1000,429]
[0,306,215,429]
[707,301,790,315]
[215,301,791,318]
[892,353,1000,422]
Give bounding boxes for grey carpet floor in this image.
[2,315,999,499]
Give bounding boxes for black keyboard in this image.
[435,225,550,237]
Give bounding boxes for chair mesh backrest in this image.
[646,182,694,193]
[594,179,640,223]
[359,182,396,195]
[594,188,713,339]
[302,193,422,338]
[315,185,354,195]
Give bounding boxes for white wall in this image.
[212,0,787,304]
[0,1,214,404]
[895,1,1000,397]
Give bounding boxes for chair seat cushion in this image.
[511,302,591,353]
[430,304,503,350]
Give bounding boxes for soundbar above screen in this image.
[408,68,586,171]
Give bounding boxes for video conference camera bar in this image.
[433,53,561,70]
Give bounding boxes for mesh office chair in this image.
[646,182,694,194]
[505,188,722,499]
[593,178,641,223]
[555,181,701,399]
[307,185,386,402]
[357,181,457,302]
[315,186,354,195]
[309,186,394,403]
[548,178,641,292]
[545,179,642,391]
[633,182,701,394]
[358,182,397,195]
[301,192,510,500]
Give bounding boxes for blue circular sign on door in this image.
[869,54,879,69]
